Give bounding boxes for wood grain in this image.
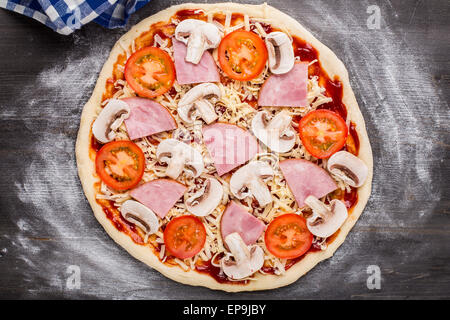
[0,0,448,299]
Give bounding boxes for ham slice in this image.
[130,179,186,218]
[258,62,308,107]
[123,97,177,140]
[220,201,265,245]
[173,39,220,85]
[202,123,259,176]
[279,159,337,208]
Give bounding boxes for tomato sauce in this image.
[135,22,176,50]
[167,86,178,99]
[344,187,358,210]
[93,9,363,283]
[292,36,349,120]
[330,187,358,211]
[243,95,258,108]
[101,22,175,104]
[219,72,233,86]
[261,247,320,275]
[100,200,145,245]
[249,21,273,34]
[174,9,207,21]
[195,257,249,285]
[350,122,360,151]
[90,134,103,152]
[293,37,318,62]
[319,79,347,119]
[291,36,360,159]
[345,122,360,156]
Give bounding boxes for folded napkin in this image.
[0,0,150,35]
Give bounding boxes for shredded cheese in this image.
[224,11,232,29]
[253,22,267,38]
[244,14,250,31]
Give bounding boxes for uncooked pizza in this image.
[76,2,373,292]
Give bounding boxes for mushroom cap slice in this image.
[327,151,369,188]
[229,161,274,207]
[156,139,204,179]
[220,232,264,280]
[120,200,159,235]
[251,110,296,153]
[265,31,295,75]
[175,19,222,64]
[177,83,221,124]
[185,178,224,217]
[304,195,348,238]
[92,99,130,144]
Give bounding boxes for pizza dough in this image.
[76,2,373,292]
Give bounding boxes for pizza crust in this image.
[76,2,373,292]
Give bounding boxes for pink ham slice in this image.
[130,179,187,218]
[173,39,220,85]
[123,97,177,140]
[202,123,259,176]
[220,201,265,245]
[258,62,308,107]
[279,159,337,208]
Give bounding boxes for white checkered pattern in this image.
[0,0,150,35]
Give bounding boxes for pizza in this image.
[76,2,373,292]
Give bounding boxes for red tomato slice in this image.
[265,214,313,259]
[164,215,206,259]
[95,140,145,191]
[298,109,348,159]
[124,46,175,98]
[218,30,268,81]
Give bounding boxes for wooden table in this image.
[0,0,448,299]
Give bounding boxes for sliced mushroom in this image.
[177,83,221,124]
[229,161,274,207]
[156,138,204,179]
[304,195,348,238]
[185,178,223,216]
[327,151,369,188]
[265,31,295,74]
[175,19,222,64]
[92,99,130,143]
[220,232,264,280]
[120,200,159,235]
[251,110,296,153]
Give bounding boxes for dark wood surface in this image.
[0,0,448,299]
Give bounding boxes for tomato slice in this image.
[164,215,206,259]
[298,109,348,159]
[95,140,145,191]
[265,214,313,259]
[218,30,268,81]
[124,46,175,98]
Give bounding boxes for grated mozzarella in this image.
[94,12,355,279]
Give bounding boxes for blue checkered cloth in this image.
[0,0,150,35]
